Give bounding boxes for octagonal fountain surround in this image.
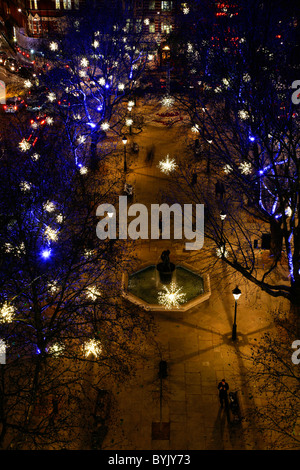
[122,253,211,312]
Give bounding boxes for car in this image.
[25,94,47,112]
[4,58,20,73]
[2,97,25,113]
[0,51,8,66]
[57,92,81,108]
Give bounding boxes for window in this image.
[28,13,41,35]
[149,19,155,33]
[135,19,142,33]
[74,0,79,8]
[55,0,60,9]
[29,0,38,8]
[149,0,155,10]
[161,21,172,33]
[161,1,172,10]
[63,0,72,9]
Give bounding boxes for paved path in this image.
[102,105,286,450]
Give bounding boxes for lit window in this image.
[161,21,172,34]
[55,0,60,9]
[149,20,155,33]
[74,0,79,8]
[161,1,172,10]
[63,0,71,9]
[149,0,156,10]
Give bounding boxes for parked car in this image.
[0,51,8,66]
[4,58,20,73]
[2,97,25,113]
[25,94,46,112]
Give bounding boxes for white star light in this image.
[86,286,101,301]
[216,245,229,258]
[161,95,175,108]
[24,79,33,88]
[31,153,40,161]
[45,226,58,242]
[19,139,31,152]
[47,92,56,102]
[79,166,88,175]
[191,124,200,133]
[238,110,249,120]
[77,135,86,144]
[223,164,233,174]
[83,339,102,358]
[157,155,178,174]
[158,282,186,309]
[48,342,64,357]
[46,116,54,125]
[43,201,56,213]
[49,41,58,51]
[126,118,133,127]
[80,57,89,67]
[20,181,32,192]
[239,161,252,175]
[101,122,110,131]
[0,302,15,323]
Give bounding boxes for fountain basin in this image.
[122,263,211,312]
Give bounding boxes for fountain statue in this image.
[156,250,175,284]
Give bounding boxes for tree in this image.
[0,110,151,449]
[242,312,300,449]
[39,0,154,169]
[166,0,300,305]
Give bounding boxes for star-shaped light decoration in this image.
[83,338,102,358]
[158,282,186,309]
[44,226,58,242]
[47,92,56,102]
[24,79,33,88]
[223,164,233,174]
[49,41,59,51]
[19,139,31,152]
[86,286,101,301]
[43,200,56,213]
[238,110,249,120]
[216,245,229,258]
[157,154,178,175]
[239,161,252,175]
[101,122,110,131]
[0,302,15,323]
[161,95,175,108]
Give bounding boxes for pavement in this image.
[99,103,289,451]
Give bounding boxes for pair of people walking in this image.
[217,379,229,408]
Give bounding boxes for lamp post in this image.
[232,286,241,340]
[220,210,226,244]
[122,135,127,172]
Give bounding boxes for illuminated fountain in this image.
[122,251,211,312]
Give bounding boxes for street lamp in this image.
[220,210,227,244]
[232,286,241,340]
[122,135,128,172]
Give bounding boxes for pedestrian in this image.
[217,379,229,408]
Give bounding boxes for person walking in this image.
[218,379,229,408]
